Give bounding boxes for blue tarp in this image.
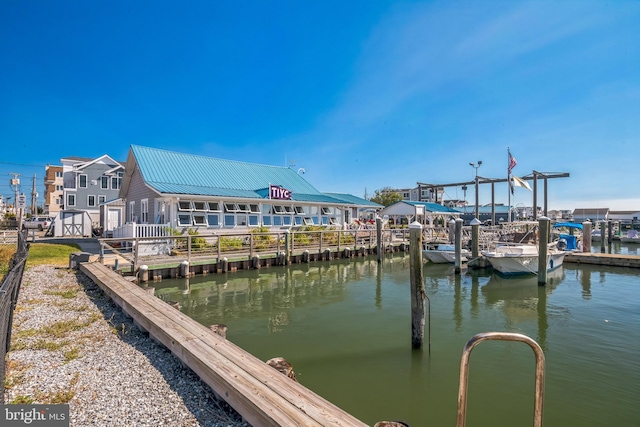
[559,233,578,250]
[553,222,583,230]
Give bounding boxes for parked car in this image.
[22,216,54,231]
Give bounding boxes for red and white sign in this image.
[270,184,292,200]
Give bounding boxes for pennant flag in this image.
[512,175,532,191]
[509,177,515,195]
[508,152,517,172]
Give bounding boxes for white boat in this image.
[620,230,640,243]
[481,242,567,275]
[423,243,470,264]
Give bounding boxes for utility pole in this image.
[31,173,38,216]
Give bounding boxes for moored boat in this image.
[620,230,640,243]
[422,243,470,264]
[481,242,567,275]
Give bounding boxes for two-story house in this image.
[44,165,64,215]
[61,155,125,228]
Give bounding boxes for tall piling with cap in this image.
[455,218,464,274]
[537,217,550,285]
[582,221,592,252]
[409,221,425,349]
[470,218,481,259]
[376,216,383,263]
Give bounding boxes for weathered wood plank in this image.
[81,262,369,427]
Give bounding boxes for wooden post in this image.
[284,230,291,265]
[210,324,227,339]
[266,357,297,382]
[455,218,463,274]
[470,218,481,258]
[599,220,606,253]
[409,221,425,349]
[180,260,189,277]
[537,217,550,285]
[138,264,149,283]
[376,216,383,263]
[607,220,613,246]
[582,221,591,252]
[448,219,455,243]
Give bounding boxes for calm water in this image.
[144,252,640,427]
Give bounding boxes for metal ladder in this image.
[456,332,545,427]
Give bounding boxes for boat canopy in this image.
[553,222,583,230]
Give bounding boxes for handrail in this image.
[456,332,545,427]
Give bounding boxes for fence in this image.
[0,231,29,404]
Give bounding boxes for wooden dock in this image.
[80,262,369,427]
[564,251,640,268]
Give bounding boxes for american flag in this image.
[508,153,517,172]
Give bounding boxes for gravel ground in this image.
[4,265,251,427]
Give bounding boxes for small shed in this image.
[52,209,93,237]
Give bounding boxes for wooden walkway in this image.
[80,262,369,427]
[564,251,640,268]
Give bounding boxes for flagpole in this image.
[507,147,511,222]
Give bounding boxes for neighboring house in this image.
[381,186,441,203]
[44,165,64,215]
[119,145,380,233]
[61,155,125,228]
[379,201,462,227]
[458,204,514,225]
[572,208,609,224]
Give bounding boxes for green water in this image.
[146,255,640,427]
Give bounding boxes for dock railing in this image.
[98,227,411,272]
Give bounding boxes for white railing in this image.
[111,223,171,239]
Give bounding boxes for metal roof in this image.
[128,145,372,205]
[324,192,382,207]
[403,201,461,213]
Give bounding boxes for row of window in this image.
[177,213,340,228]
[75,172,123,190]
[66,194,106,207]
[177,200,336,216]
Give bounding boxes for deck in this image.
[80,262,370,427]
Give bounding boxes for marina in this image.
[130,253,639,427]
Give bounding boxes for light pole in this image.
[469,161,482,221]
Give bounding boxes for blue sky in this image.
[1,1,639,211]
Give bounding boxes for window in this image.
[295,206,305,214]
[129,201,136,222]
[283,216,291,226]
[207,202,221,211]
[225,203,238,212]
[179,201,192,210]
[67,194,76,207]
[237,215,248,226]
[111,176,120,190]
[283,205,293,214]
[56,185,63,191]
[329,217,339,225]
[178,214,191,227]
[98,195,106,204]
[193,201,206,211]
[249,215,259,226]
[249,204,260,213]
[262,204,272,214]
[207,214,219,227]
[273,216,282,226]
[273,205,284,214]
[193,214,206,225]
[87,195,96,207]
[304,217,314,226]
[237,203,249,212]
[55,171,63,178]
[321,207,332,215]
[79,174,88,188]
[295,217,303,225]
[322,216,328,225]
[262,216,272,226]
[224,215,235,227]
[141,199,148,223]
[100,176,109,189]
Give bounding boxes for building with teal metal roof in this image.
[120,145,380,232]
[378,200,463,227]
